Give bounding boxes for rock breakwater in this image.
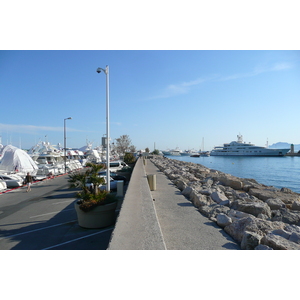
[150,156,300,250]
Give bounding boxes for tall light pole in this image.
[64,117,72,173]
[96,65,110,192]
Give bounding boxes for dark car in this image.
[98,171,127,184]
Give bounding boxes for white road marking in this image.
[30,209,74,218]
[42,227,114,250]
[52,200,75,205]
[0,220,77,240]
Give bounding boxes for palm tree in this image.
[68,163,106,203]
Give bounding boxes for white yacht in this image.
[210,135,290,156]
[29,142,67,178]
[162,148,182,156]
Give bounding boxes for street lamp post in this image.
[64,117,72,173]
[96,65,110,192]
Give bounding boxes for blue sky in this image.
[0,50,299,151]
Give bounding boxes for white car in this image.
[0,174,23,188]
[107,161,129,172]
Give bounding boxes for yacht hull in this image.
[210,149,289,156]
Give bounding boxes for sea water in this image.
[171,156,300,194]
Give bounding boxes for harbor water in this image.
[171,155,300,194]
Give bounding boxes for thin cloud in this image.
[271,62,293,71]
[150,76,216,99]
[219,62,293,81]
[149,61,293,100]
[0,123,84,134]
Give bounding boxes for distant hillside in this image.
[269,142,300,151]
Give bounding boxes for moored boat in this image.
[211,135,290,156]
[190,153,200,157]
[200,151,210,157]
[162,148,182,156]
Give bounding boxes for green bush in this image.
[152,149,160,155]
[124,152,136,164]
[68,162,117,212]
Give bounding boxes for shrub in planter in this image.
[68,162,118,212]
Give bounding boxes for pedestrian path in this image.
[145,160,240,250]
[108,158,166,250]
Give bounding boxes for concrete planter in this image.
[74,201,118,229]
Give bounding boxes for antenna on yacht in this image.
[237,134,243,143]
[266,138,269,148]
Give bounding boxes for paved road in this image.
[0,175,114,250]
[146,160,240,250]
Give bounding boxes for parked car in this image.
[98,171,127,184]
[106,161,129,172]
[0,174,23,188]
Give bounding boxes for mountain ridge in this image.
[269,142,300,151]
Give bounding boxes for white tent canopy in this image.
[0,145,38,175]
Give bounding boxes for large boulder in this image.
[249,188,300,206]
[175,178,188,191]
[211,191,228,204]
[199,187,214,196]
[241,231,262,250]
[271,208,300,225]
[231,199,272,218]
[198,204,230,219]
[224,217,285,243]
[182,186,194,198]
[191,192,212,208]
[217,213,233,227]
[261,233,300,250]
[214,174,243,190]
[209,205,230,219]
[227,209,254,221]
[291,201,300,211]
[224,217,255,242]
[289,232,300,244]
[240,178,263,192]
[265,198,286,210]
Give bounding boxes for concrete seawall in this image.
[108,157,239,250]
[108,158,166,250]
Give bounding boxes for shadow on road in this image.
[0,186,117,250]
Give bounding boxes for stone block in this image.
[241,231,262,250]
[217,213,232,227]
[261,233,300,250]
[211,191,228,204]
[291,201,300,211]
[265,198,286,210]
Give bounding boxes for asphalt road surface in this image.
[0,175,114,250]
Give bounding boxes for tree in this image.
[129,145,136,152]
[115,135,135,156]
[152,149,160,155]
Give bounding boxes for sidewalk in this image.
[108,158,166,250]
[145,159,240,250]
